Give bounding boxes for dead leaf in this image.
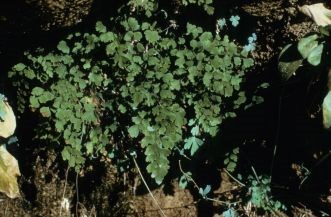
[299,3,331,27]
[0,100,16,138]
[0,145,21,198]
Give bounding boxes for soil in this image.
[1,0,331,216]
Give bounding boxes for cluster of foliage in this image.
[127,0,157,17]
[223,147,239,172]
[9,16,253,184]
[248,175,286,212]
[9,0,255,187]
[180,150,287,214]
[9,1,275,212]
[128,0,214,16]
[7,0,285,214]
[222,149,287,213]
[180,0,214,15]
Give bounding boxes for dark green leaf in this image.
[57,41,70,54]
[191,125,199,136]
[128,125,139,138]
[13,63,26,71]
[128,17,140,31]
[40,107,51,117]
[144,30,160,44]
[95,21,107,33]
[278,44,304,81]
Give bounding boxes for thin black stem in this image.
[270,87,284,179]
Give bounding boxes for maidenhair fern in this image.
[9,15,254,184]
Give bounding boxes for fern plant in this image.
[127,0,157,17]
[181,0,214,14]
[9,13,254,183]
[127,0,215,16]
[248,175,286,212]
[224,147,239,172]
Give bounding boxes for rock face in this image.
[26,0,94,30]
